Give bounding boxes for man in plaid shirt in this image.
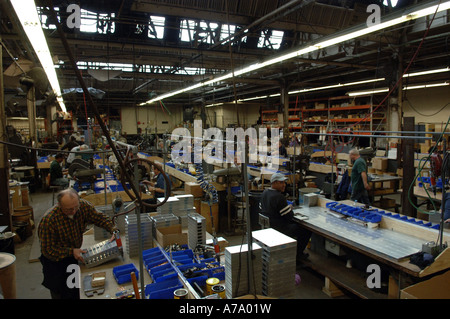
[38,188,118,299]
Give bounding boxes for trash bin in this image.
[0,252,16,299]
[0,232,15,254]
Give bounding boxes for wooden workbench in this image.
[294,197,450,298]
[79,226,209,299]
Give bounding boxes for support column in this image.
[0,37,12,230]
[401,117,417,217]
[281,84,289,131]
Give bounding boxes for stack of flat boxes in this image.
[125,214,153,257]
[187,212,206,250]
[224,243,262,299]
[252,228,297,298]
[157,195,196,227]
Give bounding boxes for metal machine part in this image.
[82,239,123,268]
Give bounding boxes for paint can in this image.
[205,277,220,295]
[174,288,188,299]
[211,284,226,299]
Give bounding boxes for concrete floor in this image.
[10,188,352,300]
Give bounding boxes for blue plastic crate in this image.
[154,272,178,283]
[144,255,169,269]
[148,263,173,277]
[187,275,208,288]
[113,263,139,285]
[151,265,177,281]
[170,249,193,258]
[145,277,182,299]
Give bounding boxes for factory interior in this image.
[0,0,450,306]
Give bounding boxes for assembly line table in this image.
[293,199,450,298]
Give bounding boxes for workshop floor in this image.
[9,189,384,300]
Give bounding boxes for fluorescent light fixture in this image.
[11,0,66,113]
[141,0,450,105]
[205,102,224,108]
[225,77,385,104]
[402,81,449,90]
[347,88,389,97]
[347,81,449,96]
[403,67,450,77]
[289,77,385,95]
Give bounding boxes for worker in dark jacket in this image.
[260,173,311,263]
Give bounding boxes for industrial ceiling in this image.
[1,0,449,120]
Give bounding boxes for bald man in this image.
[38,188,117,299]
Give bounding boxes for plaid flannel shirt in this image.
[38,199,116,261]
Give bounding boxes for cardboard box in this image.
[315,102,326,109]
[206,237,229,252]
[401,270,450,299]
[286,147,300,156]
[184,182,203,198]
[371,157,388,171]
[380,197,396,208]
[156,224,187,247]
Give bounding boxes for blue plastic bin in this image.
[145,277,182,299]
[113,263,139,285]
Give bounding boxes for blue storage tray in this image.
[151,266,177,281]
[170,249,194,259]
[145,277,182,299]
[154,272,178,283]
[144,256,169,270]
[172,257,194,265]
[113,263,139,285]
[326,202,382,223]
[148,263,173,277]
[187,275,208,288]
[143,247,163,258]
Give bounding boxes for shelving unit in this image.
[261,109,279,125]
[7,117,46,138]
[302,96,385,132]
[260,95,386,135]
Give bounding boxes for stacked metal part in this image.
[151,213,180,238]
[224,243,262,299]
[156,197,181,214]
[252,228,297,298]
[82,239,122,268]
[125,214,153,258]
[157,195,196,227]
[93,205,114,240]
[187,212,206,250]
